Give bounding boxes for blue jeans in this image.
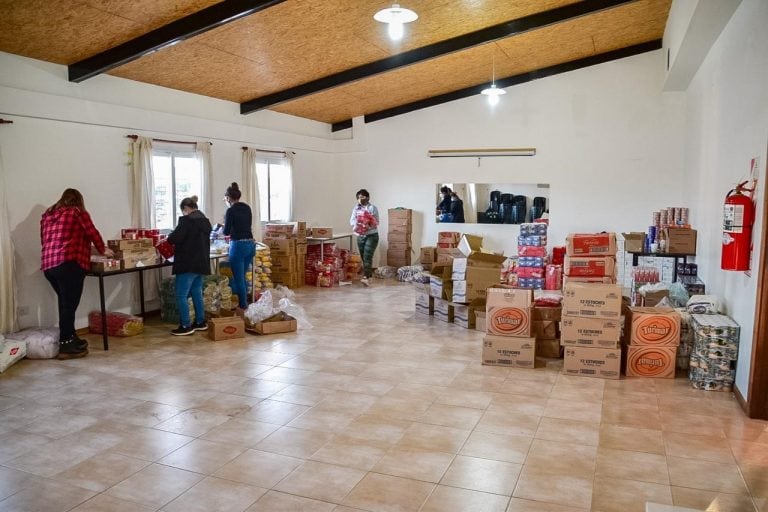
[175,273,204,328]
[229,239,256,308]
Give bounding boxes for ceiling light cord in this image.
[481,49,506,106]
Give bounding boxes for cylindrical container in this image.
[660,210,668,228]
[652,211,661,226]
[648,226,657,244]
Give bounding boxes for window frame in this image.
[256,156,291,223]
[152,147,203,230]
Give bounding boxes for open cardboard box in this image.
[245,311,298,335]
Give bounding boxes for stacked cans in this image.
[689,314,740,391]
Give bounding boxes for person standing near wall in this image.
[350,189,379,286]
[167,196,212,335]
[223,182,255,311]
[436,186,453,222]
[40,188,114,359]
[450,192,465,223]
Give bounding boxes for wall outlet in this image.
[17,306,29,316]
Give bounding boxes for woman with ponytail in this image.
[223,182,255,311]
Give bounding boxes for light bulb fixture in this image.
[481,51,506,106]
[374,3,418,41]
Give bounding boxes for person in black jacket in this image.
[450,192,465,223]
[436,186,452,222]
[223,182,255,311]
[167,196,212,336]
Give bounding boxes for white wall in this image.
[681,0,768,398]
[337,50,687,257]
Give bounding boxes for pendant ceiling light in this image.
[481,52,506,106]
[374,3,418,41]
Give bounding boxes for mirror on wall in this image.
[435,183,550,224]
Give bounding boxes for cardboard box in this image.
[266,238,297,256]
[246,312,297,335]
[296,242,307,256]
[270,256,297,272]
[486,287,533,337]
[625,345,676,378]
[389,223,413,235]
[564,256,616,277]
[565,233,617,256]
[641,290,669,307]
[388,242,411,254]
[387,251,412,267]
[438,231,461,244]
[310,227,333,238]
[622,232,646,253]
[388,232,411,244]
[415,289,434,316]
[563,346,621,379]
[627,307,681,346]
[451,252,506,280]
[271,271,299,288]
[451,271,500,303]
[664,228,697,254]
[533,306,562,322]
[90,258,121,273]
[475,310,487,332]
[122,256,162,269]
[208,316,245,341]
[536,338,563,359]
[560,315,622,348]
[563,276,616,285]
[265,223,295,235]
[294,221,307,238]
[532,320,558,340]
[113,247,158,260]
[429,265,453,299]
[108,238,154,250]
[434,298,454,323]
[458,234,483,256]
[420,246,437,264]
[436,248,464,265]
[453,303,476,329]
[388,208,413,224]
[482,335,536,368]
[562,283,622,319]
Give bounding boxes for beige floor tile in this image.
[421,485,510,511]
[69,494,158,512]
[6,433,122,477]
[159,438,246,474]
[667,456,749,494]
[505,497,587,511]
[54,451,149,492]
[0,466,46,501]
[0,430,53,463]
[440,454,522,495]
[232,378,291,399]
[256,366,316,384]
[549,383,604,403]
[163,476,267,512]
[153,409,231,437]
[342,472,435,512]
[513,466,593,510]
[310,434,388,470]
[105,463,203,508]
[598,424,665,454]
[247,351,295,366]
[475,408,541,437]
[417,403,484,430]
[254,426,335,458]
[434,389,494,409]
[274,460,366,503]
[490,394,549,416]
[660,412,726,437]
[460,430,533,464]
[213,449,303,488]
[602,405,663,430]
[662,431,735,463]
[729,439,768,466]
[246,490,336,511]
[268,384,332,406]
[342,415,412,445]
[385,382,444,402]
[0,478,96,512]
[449,373,507,393]
[287,408,358,433]
[396,422,470,453]
[720,418,768,442]
[194,392,264,417]
[524,439,597,478]
[238,398,311,424]
[543,399,602,424]
[365,395,433,421]
[20,410,100,439]
[591,476,672,512]
[755,497,767,512]
[497,378,554,399]
[106,401,183,428]
[741,463,768,498]
[671,486,757,512]
[109,428,193,462]
[372,447,455,483]
[200,418,280,446]
[535,417,599,446]
[595,447,669,484]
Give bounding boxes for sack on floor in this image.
[9,328,59,359]
[88,311,144,336]
[0,340,27,372]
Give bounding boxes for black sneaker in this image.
[192,321,208,332]
[73,335,89,351]
[171,325,195,336]
[57,338,88,360]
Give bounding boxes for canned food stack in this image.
[387,208,412,267]
[689,314,740,391]
[624,307,681,379]
[482,287,535,368]
[514,223,548,289]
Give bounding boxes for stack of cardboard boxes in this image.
[533,305,562,359]
[263,222,307,289]
[563,233,618,285]
[450,237,505,329]
[387,209,412,267]
[624,307,680,379]
[106,238,161,269]
[482,287,535,368]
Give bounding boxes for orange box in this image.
[565,233,617,256]
[625,345,677,378]
[628,307,681,346]
[208,316,245,341]
[486,287,533,337]
[564,256,616,277]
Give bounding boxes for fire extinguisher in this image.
[721,181,755,271]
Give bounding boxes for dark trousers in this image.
[44,261,86,342]
[357,233,379,278]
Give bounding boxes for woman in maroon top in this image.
[40,189,113,359]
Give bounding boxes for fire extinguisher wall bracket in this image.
[721,181,755,271]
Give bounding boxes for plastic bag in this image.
[396,265,425,282]
[687,295,721,315]
[373,266,397,279]
[655,296,673,308]
[245,289,313,330]
[245,290,278,324]
[277,298,313,330]
[271,285,296,302]
[9,328,59,359]
[668,282,690,308]
[0,341,27,372]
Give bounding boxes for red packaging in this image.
[88,311,144,336]
[551,247,566,266]
[156,240,174,259]
[565,233,617,256]
[545,264,562,290]
[516,267,545,278]
[437,242,458,248]
[518,246,547,257]
[305,270,318,286]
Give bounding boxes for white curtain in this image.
[241,148,262,241]
[196,142,213,217]
[284,151,294,222]
[130,137,159,302]
[0,148,18,333]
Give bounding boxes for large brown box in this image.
[122,256,162,269]
[486,287,533,337]
[246,312,297,335]
[265,238,297,256]
[436,248,463,264]
[622,232,646,253]
[564,256,616,278]
[310,227,333,238]
[113,247,158,260]
[562,283,622,319]
[434,298,454,322]
[626,307,681,346]
[536,339,563,359]
[108,238,154,250]
[388,242,411,254]
[482,335,536,368]
[420,246,437,264]
[532,320,558,340]
[664,228,697,254]
[208,316,245,341]
[625,345,676,378]
[565,233,617,256]
[388,232,411,244]
[533,306,562,322]
[415,289,434,316]
[560,316,621,348]
[563,346,621,379]
[270,256,297,272]
[388,208,413,225]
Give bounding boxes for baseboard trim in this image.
[735,385,748,414]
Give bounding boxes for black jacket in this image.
[168,210,212,275]
[450,199,465,223]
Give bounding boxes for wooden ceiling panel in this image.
[590,0,672,53]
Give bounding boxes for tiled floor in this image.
[1,281,767,512]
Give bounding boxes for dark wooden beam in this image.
[241,0,636,114]
[69,0,286,83]
[331,40,662,131]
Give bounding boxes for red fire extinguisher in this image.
[721,181,755,271]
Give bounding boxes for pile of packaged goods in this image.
[160,277,195,324]
[263,222,307,289]
[253,244,274,292]
[624,307,681,379]
[689,313,740,391]
[387,208,413,267]
[561,232,622,379]
[533,293,563,359]
[344,253,363,282]
[511,223,547,289]
[676,309,694,371]
[218,261,253,304]
[202,275,233,315]
[305,243,344,288]
[483,287,535,368]
[88,311,144,336]
[646,207,696,254]
[101,231,163,271]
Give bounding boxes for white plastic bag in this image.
[0,341,27,372]
[245,290,278,324]
[11,328,59,359]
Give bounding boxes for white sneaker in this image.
[361,277,370,287]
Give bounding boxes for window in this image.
[256,158,292,222]
[152,149,204,230]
